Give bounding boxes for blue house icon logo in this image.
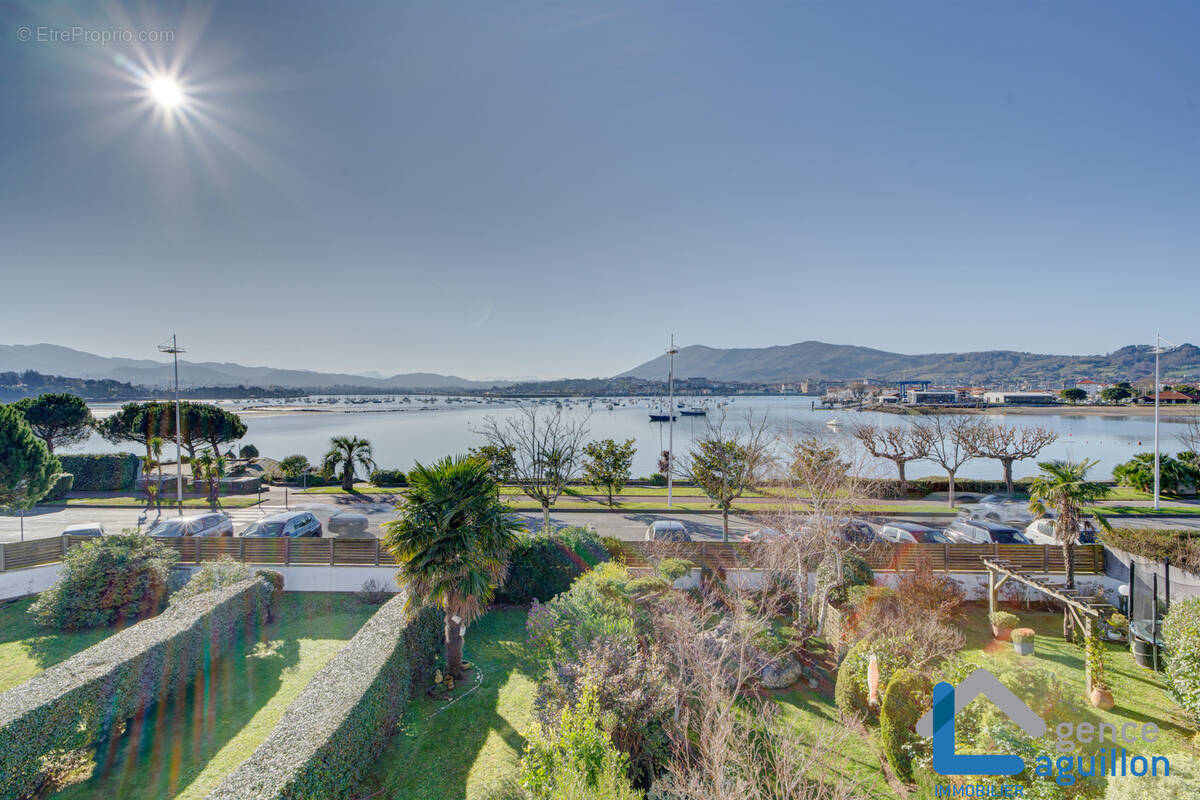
[915,669,1046,776]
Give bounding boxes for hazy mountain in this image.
[0,344,497,390]
[618,341,1200,385]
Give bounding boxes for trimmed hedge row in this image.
[492,528,612,605]
[206,595,442,800]
[1100,527,1200,574]
[57,452,140,491]
[42,472,74,501]
[368,469,406,487]
[0,577,272,798]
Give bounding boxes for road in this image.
[0,502,762,543]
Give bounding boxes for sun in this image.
[148,76,184,110]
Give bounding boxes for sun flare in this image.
[148,76,184,109]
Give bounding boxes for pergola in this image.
[982,557,1119,692]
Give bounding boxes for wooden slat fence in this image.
[0,537,1101,575]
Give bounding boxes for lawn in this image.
[0,597,117,692]
[957,605,1196,754]
[51,592,378,800]
[60,495,264,508]
[358,608,537,800]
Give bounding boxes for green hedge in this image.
[42,472,74,501]
[57,452,140,491]
[1164,597,1200,719]
[833,637,913,723]
[368,469,406,487]
[1100,528,1200,574]
[879,668,932,782]
[492,527,611,605]
[206,595,442,800]
[0,577,272,799]
[886,476,1035,498]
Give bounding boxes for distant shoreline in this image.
[881,404,1199,419]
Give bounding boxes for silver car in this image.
[645,520,692,542]
[961,494,1035,524]
[241,511,323,538]
[146,513,234,538]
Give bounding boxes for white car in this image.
[645,520,692,542]
[62,523,106,538]
[146,512,234,538]
[962,495,1035,524]
[1023,518,1097,546]
[876,521,949,544]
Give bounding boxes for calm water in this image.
[71,396,1192,482]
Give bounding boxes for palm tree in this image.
[1028,459,1111,637]
[323,436,375,491]
[192,451,228,509]
[383,455,520,680]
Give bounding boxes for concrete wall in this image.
[173,564,399,593]
[0,564,63,601]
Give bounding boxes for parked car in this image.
[944,518,1030,545]
[876,521,949,544]
[146,513,234,538]
[241,511,322,538]
[62,523,106,538]
[290,503,372,538]
[961,494,1034,524]
[645,520,692,542]
[1023,518,1096,546]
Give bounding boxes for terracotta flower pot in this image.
[992,625,1012,641]
[1090,687,1115,710]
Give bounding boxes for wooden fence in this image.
[0,537,1104,576]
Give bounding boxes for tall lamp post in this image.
[1152,334,1177,511]
[666,335,679,509]
[158,335,185,515]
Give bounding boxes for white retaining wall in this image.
[0,565,63,601]
[174,564,401,593]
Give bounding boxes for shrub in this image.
[895,556,965,622]
[880,668,932,783]
[172,557,254,604]
[1010,628,1036,644]
[655,557,692,583]
[239,444,259,459]
[277,454,310,481]
[649,472,667,486]
[521,685,642,800]
[1100,528,1200,574]
[255,568,284,619]
[42,472,74,501]
[57,452,139,491]
[206,596,441,800]
[368,468,406,487]
[988,611,1020,631]
[834,637,913,722]
[819,552,874,606]
[0,578,271,799]
[358,578,390,605]
[1164,597,1200,719]
[493,527,611,605]
[29,533,176,629]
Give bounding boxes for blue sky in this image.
[1,1,1197,379]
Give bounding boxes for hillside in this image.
[0,344,496,391]
[618,341,1200,385]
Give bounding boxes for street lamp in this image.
[667,335,679,509]
[1152,334,1178,511]
[158,335,185,516]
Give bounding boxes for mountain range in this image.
[0,344,495,390]
[619,341,1200,385]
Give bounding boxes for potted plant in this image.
[1086,630,1115,709]
[1105,612,1129,642]
[989,611,1020,640]
[1011,627,1036,656]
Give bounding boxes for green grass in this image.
[958,605,1195,754]
[52,593,378,800]
[60,495,264,508]
[359,608,537,800]
[771,687,899,798]
[0,597,117,692]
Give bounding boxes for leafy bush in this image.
[206,596,442,800]
[255,568,284,619]
[42,472,73,501]
[239,444,259,459]
[57,452,139,491]
[172,557,254,604]
[368,468,406,487]
[988,611,1020,631]
[834,637,913,722]
[29,533,176,629]
[895,556,966,622]
[1011,628,1036,644]
[1114,452,1196,494]
[1164,597,1200,719]
[521,685,642,800]
[493,527,611,605]
[277,454,311,481]
[819,552,874,606]
[880,668,932,782]
[648,472,667,486]
[0,578,271,799]
[1099,528,1200,574]
[655,558,692,583]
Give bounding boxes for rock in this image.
[760,655,804,689]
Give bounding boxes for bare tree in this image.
[924,414,981,507]
[479,405,590,528]
[852,421,932,495]
[961,423,1058,494]
[1177,411,1200,456]
[682,410,774,542]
